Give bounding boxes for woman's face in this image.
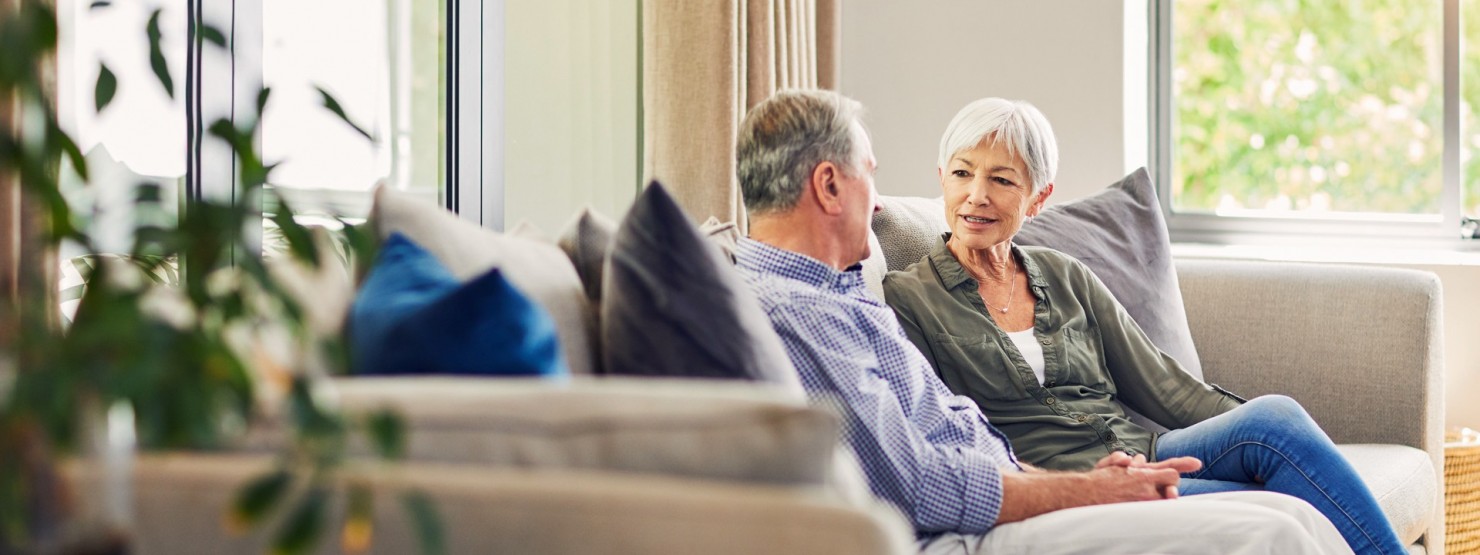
[940,137,1051,252]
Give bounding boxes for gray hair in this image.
[937,98,1058,193]
[737,89,866,215]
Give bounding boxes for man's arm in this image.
[768,303,1009,535]
[996,463,1185,524]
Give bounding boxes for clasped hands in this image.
[1092,451,1202,500]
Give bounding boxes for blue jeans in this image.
[1154,395,1405,555]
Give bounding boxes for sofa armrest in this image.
[124,453,917,555]
[1177,257,1447,553]
[1174,259,1444,453]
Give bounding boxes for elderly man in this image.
[731,89,1351,555]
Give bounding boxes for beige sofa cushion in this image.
[119,453,915,555]
[1338,444,1437,545]
[369,185,597,375]
[328,376,838,486]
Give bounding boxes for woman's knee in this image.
[1240,394,1314,425]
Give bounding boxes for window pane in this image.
[58,0,187,254]
[1465,0,1480,219]
[262,0,445,218]
[1172,1,1442,216]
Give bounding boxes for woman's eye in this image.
[952,170,970,178]
[994,177,1016,187]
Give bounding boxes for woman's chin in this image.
[948,229,1008,251]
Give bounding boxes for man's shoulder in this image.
[747,275,850,314]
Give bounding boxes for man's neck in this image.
[748,213,852,271]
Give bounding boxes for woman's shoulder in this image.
[881,254,943,304]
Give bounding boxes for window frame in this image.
[1149,0,1472,247]
[449,0,505,230]
[185,0,493,232]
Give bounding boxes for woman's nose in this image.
[965,177,991,205]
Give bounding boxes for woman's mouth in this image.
[960,215,996,226]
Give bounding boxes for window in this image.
[262,0,446,217]
[57,0,639,257]
[1152,0,1476,243]
[58,0,187,256]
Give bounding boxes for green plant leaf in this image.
[269,194,319,266]
[402,491,445,555]
[338,220,380,283]
[257,87,272,116]
[288,377,344,442]
[342,482,375,552]
[230,469,293,532]
[199,24,227,49]
[365,410,405,460]
[314,86,373,141]
[146,9,174,99]
[94,63,116,113]
[134,182,162,204]
[55,125,88,183]
[272,487,328,555]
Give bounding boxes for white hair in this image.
[937,98,1059,193]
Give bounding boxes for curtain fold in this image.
[642,0,841,227]
[0,0,59,353]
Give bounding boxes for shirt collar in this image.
[929,232,1048,292]
[735,238,867,293]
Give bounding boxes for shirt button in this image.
[1045,397,1057,405]
[1075,414,1088,423]
[1105,432,1118,442]
[1045,380,1056,387]
[1039,337,1051,345]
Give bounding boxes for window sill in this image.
[1171,242,1480,267]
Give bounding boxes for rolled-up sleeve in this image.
[769,303,1010,534]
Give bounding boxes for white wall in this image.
[841,0,1143,203]
[504,0,640,233]
[841,1,1480,429]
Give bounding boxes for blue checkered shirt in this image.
[735,238,1022,536]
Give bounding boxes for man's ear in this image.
[810,161,845,215]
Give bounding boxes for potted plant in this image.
[0,1,438,552]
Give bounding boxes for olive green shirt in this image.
[883,235,1240,471]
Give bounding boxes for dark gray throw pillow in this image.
[1014,167,1203,380]
[601,183,804,393]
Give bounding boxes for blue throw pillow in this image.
[349,232,568,376]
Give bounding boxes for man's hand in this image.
[996,453,1204,525]
[1086,462,1184,501]
[1093,452,1201,499]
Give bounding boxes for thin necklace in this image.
[977,264,1016,314]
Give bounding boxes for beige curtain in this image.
[642,0,841,227]
[0,0,58,352]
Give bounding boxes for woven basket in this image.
[1447,440,1480,554]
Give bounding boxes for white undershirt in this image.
[1004,328,1047,385]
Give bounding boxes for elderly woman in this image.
[883,97,1403,555]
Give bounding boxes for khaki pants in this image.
[918,491,1354,555]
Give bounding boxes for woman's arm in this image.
[1070,259,1240,429]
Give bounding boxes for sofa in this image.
[113,178,1444,554]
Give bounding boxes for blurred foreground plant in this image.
[0,1,440,553]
